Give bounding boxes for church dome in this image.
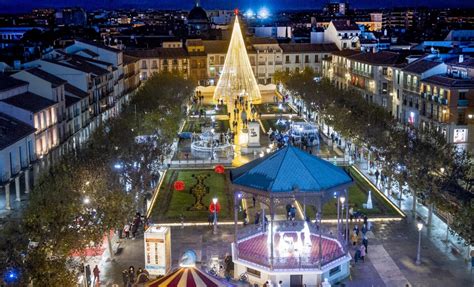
[188,5,209,22]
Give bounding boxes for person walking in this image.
[85,264,91,287]
[351,232,358,246]
[359,244,366,262]
[124,223,130,239]
[93,265,100,286]
[252,196,256,208]
[122,269,129,287]
[243,209,248,225]
[362,235,368,253]
[254,211,260,225]
[375,169,380,186]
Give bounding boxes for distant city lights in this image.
[244,7,270,19]
[258,7,270,19]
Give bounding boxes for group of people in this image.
[350,215,370,264]
[122,212,143,239]
[122,265,149,287]
[286,204,297,221]
[80,264,101,287]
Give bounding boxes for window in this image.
[285,55,290,63]
[295,55,300,63]
[459,91,466,100]
[305,55,309,63]
[151,60,158,69]
[141,60,147,69]
[329,265,341,276]
[315,55,319,63]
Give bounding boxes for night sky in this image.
[3,0,474,13]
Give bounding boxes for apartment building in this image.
[252,38,283,84]
[0,112,36,209]
[324,20,361,50]
[281,43,338,75]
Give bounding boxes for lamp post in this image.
[340,196,346,242]
[336,193,340,240]
[213,197,218,235]
[416,222,423,265]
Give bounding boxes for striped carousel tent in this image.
[145,267,229,287]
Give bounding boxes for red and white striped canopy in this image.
[145,267,228,287]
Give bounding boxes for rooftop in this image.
[125,47,188,59]
[280,43,339,53]
[231,146,353,193]
[0,75,28,92]
[349,51,406,66]
[75,39,121,53]
[2,92,57,113]
[0,112,35,150]
[25,68,67,88]
[65,95,80,107]
[331,20,360,31]
[402,59,443,74]
[64,83,89,99]
[202,40,229,54]
[423,75,474,88]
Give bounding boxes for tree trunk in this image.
[427,202,433,235]
[398,180,403,208]
[411,190,416,217]
[107,231,114,261]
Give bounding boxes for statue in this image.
[366,190,373,209]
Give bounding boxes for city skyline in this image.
[3,0,474,13]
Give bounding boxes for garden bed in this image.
[149,169,232,222]
[182,119,230,133]
[300,166,399,219]
[190,104,228,116]
[255,103,294,115]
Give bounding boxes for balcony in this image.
[458,99,468,107]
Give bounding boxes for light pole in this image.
[416,222,423,265]
[337,193,340,240]
[213,197,218,235]
[340,196,346,242]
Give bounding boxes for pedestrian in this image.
[85,264,91,287]
[375,169,380,185]
[278,280,283,287]
[362,235,368,253]
[351,232,358,246]
[286,204,292,220]
[360,244,366,261]
[353,224,359,236]
[362,224,367,235]
[122,269,129,287]
[124,223,130,239]
[243,209,248,225]
[252,196,256,207]
[363,214,368,227]
[254,211,260,225]
[354,248,361,263]
[93,265,100,286]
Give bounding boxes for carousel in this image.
[230,146,353,286]
[145,250,230,287]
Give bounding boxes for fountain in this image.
[190,127,232,159]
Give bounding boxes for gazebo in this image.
[230,145,353,286]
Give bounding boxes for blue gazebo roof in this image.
[231,146,353,193]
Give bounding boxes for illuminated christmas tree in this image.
[213,15,261,104]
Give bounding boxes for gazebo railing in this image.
[236,221,338,242]
[234,246,347,270]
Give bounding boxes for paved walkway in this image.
[369,244,409,287]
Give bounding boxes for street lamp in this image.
[213,197,218,234]
[416,222,423,265]
[83,196,90,205]
[339,196,345,241]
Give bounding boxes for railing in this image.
[234,222,347,270]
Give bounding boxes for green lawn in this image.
[191,104,228,116]
[182,119,230,133]
[150,170,232,222]
[255,103,294,114]
[260,117,302,133]
[301,166,399,219]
